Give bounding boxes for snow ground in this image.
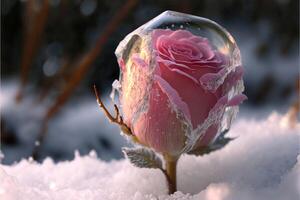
[1,113,299,200]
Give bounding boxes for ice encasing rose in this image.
[115,11,246,156]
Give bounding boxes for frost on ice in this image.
[1,113,299,200]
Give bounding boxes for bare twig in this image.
[93,85,143,144]
[93,85,134,137]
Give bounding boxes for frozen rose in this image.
[119,29,246,156]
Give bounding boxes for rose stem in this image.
[163,154,179,194]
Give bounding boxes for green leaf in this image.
[188,129,235,156]
[122,147,163,169]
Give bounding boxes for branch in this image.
[93,85,120,123]
[16,0,50,102]
[44,0,138,120]
[93,85,139,143]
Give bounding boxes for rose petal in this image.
[185,95,229,151]
[157,57,220,76]
[169,29,194,40]
[158,61,219,128]
[197,43,215,60]
[156,57,193,70]
[152,29,229,74]
[133,81,187,155]
[157,35,172,56]
[154,75,192,122]
[189,35,210,45]
[157,59,200,84]
[223,65,244,93]
[169,45,202,61]
[196,124,219,147]
[118,58,126,72]
[132,53,148,68]
[120,55,151,126]
[158,36,201,63]
[227,94,247,106]
[199,67,228,92]
[152,29,173,49]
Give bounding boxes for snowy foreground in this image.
[1,113,299,200]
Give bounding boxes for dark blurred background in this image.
[1,0,299,164]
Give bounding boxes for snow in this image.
[1,81,128,164]
[1,113,299,200]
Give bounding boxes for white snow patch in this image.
[1,113,299,200]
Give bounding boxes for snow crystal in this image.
[1,113,299,200]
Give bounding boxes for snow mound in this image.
[1,113,299,200]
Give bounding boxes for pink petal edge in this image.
[154,75,192,122]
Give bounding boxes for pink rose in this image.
[119,29,246,156]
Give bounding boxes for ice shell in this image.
[115,10,245,153]
[110,79,121,103]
